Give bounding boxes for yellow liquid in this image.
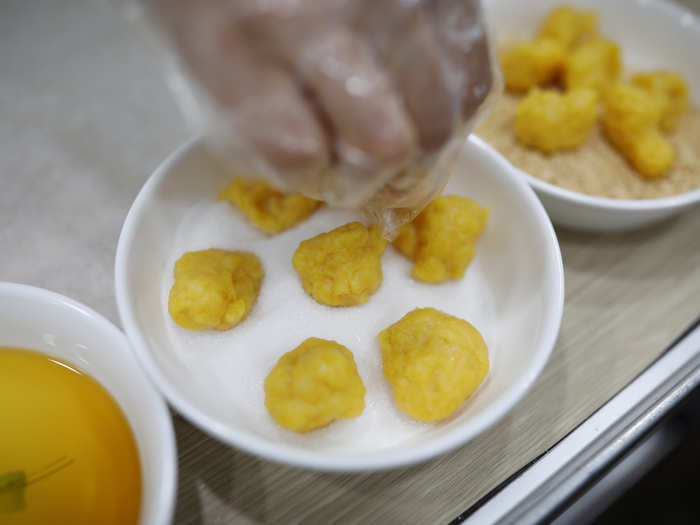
[0,348,141,525]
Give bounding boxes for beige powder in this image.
[476,93,700,199]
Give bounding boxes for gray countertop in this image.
[2,0,187,324]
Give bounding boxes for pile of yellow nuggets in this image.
[502,5,689,179]
[169,178,491,432]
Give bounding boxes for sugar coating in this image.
[161,196,494,453]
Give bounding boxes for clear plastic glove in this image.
[147,0,498,235]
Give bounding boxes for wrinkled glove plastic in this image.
[147,0,499,236]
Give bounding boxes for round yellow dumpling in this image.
[379,308,489,422]
[394,196,488,284]
[563,37,621,95]
[537,5,597,50]
[500,37,566,93]
[631,71,689,132]
[168,249,263,330]
[219,177,321,235]
[292,222,387,306]
[514,88,599,153]
[264,338,366,432]
[602,83,675,179]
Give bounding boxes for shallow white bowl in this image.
[0,283,176,525]
[115,135,564,472]
[484,0,700,232]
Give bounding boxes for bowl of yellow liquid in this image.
[0,282,176,525]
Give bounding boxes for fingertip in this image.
[299,29,417,172]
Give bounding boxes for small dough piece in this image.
[632,71,689,132]
[379,308,489,422]
[514,88,599,153]
[501,37,566,93]
[394,196,488,284]
[264,338,366,432]
[219,178,321,235]
[602,83,674,179]
[292,222,387,306]
[538,5,597,50]
[168,249,263,330]
[564,37,621,94]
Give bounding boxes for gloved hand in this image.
[148,0,498,233]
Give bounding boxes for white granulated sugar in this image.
[161,198,494,453]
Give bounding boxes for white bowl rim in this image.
[490,0,700,214]
[0,281,178,525]
[523,170,700,212]
[115,135,565,472]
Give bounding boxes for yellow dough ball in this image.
[514,88,599,153]
[631,71,689,132]
[563,37,621,95]
[538,5,597,50]
[501,37,567,93]
[168,249,263,330]
[602,83,675,179]
[379,308,489,422]
[219,178,321,235]
[265,338,366,432]
[292,222,387,306]
[394,196,488,284]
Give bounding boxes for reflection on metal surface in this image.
[462,318,700,525]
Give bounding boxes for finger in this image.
[431,0,495,119]
[296,28,417,172]
[149,0,329,178]
[237,69,331,180]
[384,8,461,151]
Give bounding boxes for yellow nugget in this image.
[564,37,621,94]
[168,249,263,330]
[515,88,599,153]
[538,5,597,49]
[265,338,365,432]
[501,37,567,93]
[602,83,675,179]
[632,71,689,132]
[293,222,387,306]
[219,178,321,235]
[379,308,489,422]
[394,196,488,284]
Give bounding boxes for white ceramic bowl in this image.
[484,0,700,232]
[115,135,564,471]
[0,283,177,525]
